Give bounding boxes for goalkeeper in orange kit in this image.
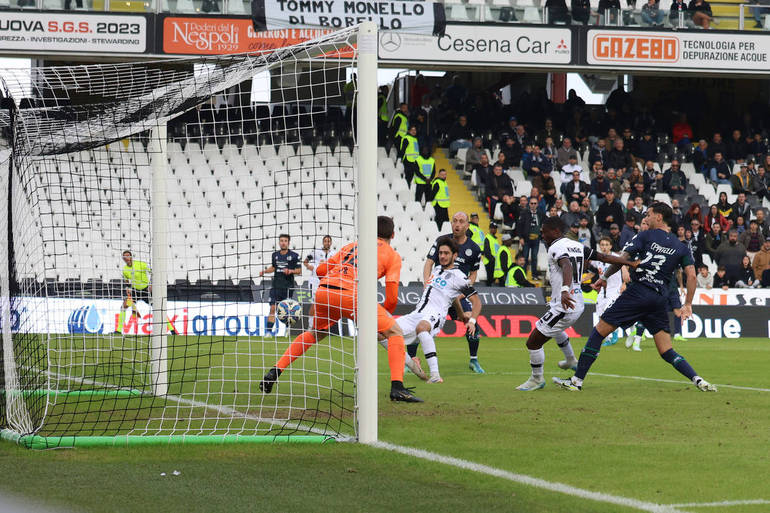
[260,216,422,402]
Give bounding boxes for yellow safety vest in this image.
[414,156,435,184]
[494,245,512,279]
[402,134,419,162]
[482,233,499,266]
[468,224,485,250]
[431,178,450,208]
[505,265,525,287]
[391,111,408,139]
[378,94,389,122]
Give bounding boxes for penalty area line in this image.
[590,372,770,393]
[372,441,688,513]
[668,499,770,508]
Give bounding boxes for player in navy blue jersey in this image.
[259,234,301,335]
[554,202,717,392]
[419,211,486,373]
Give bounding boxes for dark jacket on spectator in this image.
[692,146,709,173]
[731,200,751,222]
[561,179,590,202]
[715,240,747,278]
[571,0,591,22]
[486,172,514,199]
[532,174,556,195]
[669,0,688,19]
[517,208,546,240]
[705,232,724,256]
[448,121,471,142]
[635,137,658,162]
[596,199,625,230]
[525,153,552,176]
[712,271,733,289]
[726,137,748,162]
[589,145,608,167]
[598,0,620,13]
[474,163,493,189]
[708,140,726,159]
[606,148,633,172]
[709,158,731,182]
[739,229,765,253]
[501,202,520,228]
[590,176,611,198]
[662,167,687,195]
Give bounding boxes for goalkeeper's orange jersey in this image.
[317,240,402,291]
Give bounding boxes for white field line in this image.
[28,366,347,440]
[373,441,688,513]
[668,499,770,508]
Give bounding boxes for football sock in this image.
[276,331,317,371]
[673,315,682,335]
[660,348,697,380]
[418,331,439,375]
[635,322,645,335]
[528,347,545,380]
[575,328,604,380]
[388,335,406,382]
[406,342,419,358]
[467,333,480,359]
[554,332,575,360]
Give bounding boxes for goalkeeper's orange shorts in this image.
[313,285,395,333]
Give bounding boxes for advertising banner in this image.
[689,288,770,306]
[162,16,336,55]
[251,0,445,34]
[0,12,148,54]
[587,29,770,72]
[378,24,573,66]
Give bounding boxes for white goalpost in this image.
[0,23,379,448]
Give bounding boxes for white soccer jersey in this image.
[414,266,477,318]
[306,248,331,278]
[547,237,594,311]
[593,254,623,300]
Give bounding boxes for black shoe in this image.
[169,328,178,335]
[259,367,282,394]
[390,385,424,403]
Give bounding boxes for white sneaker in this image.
[516,376,545,391]
[428,374,443,384]
[624,333,634,348]
[557,357,578,371]
[694,377,717,392]
[632,336,642,351]
[405,357,428,381]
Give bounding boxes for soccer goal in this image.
[0,23,379,448]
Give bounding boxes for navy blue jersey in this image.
[271,250,300,289]
[427,235,481,277]
[622,229,694,294]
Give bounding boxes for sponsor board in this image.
[378,25,572,65]
[0,12,147,54]
[382,285,545,306]
[689,288,770,306]
[587,29,770,72]
[252,0,444,33]
[162,17,337,55]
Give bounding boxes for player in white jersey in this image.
[303,236,332,321]
[590,236,630,347]
[381,236,481,383]
[516,217,638,391]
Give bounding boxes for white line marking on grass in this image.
[590,373,770,393]
[373,441,688,513]
[31,367,348,440]
[668,499,770,508]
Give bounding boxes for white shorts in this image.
[397,310,445,345]
[596,293,619,318]
[535,305,584,338]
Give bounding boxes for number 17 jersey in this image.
[547,237,595,312]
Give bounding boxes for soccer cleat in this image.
[259,367,282,394]
[390,384,424,402]
[405,356,428,381]
[552,376,582,391]
[601,336,618,347]
[428,374,443,384]
[632,339,642,352]
[516,376,545,391]
[694,377,718,392]
[673,334,686,341]
[468,358,485,374]
[558,357,578,371]
[624,332,635,348]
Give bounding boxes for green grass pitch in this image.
[2,336,770,512]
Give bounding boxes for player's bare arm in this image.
[422,258,435,287]
[452,297,466,320]
[591,251,633,290]
[303,257,314,272]
[681,264,697,320]
[259,265,276,277]
[557,257,576,310]
[463,293,482,335]
[467,270,478,285]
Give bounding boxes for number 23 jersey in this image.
[547,237,595,312]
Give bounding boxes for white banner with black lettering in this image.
[378,24,572,66]
[251,0,446,35]
[0,12,147,54]
[587,29,770,73]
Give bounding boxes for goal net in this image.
[0,25,375,448]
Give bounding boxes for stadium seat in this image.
[654,193,672,205]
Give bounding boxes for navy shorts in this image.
[600,283,670,334]
[667,289,682,311]
[269,288,293,305]
[448,297,472,320]
[127,287,150,303]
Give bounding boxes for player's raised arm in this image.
[557,257,576,310]
[423,252,436,285]
[591,251,639,269]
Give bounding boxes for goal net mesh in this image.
[0,26,361,446]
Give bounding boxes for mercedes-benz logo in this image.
[380,32,402,53]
